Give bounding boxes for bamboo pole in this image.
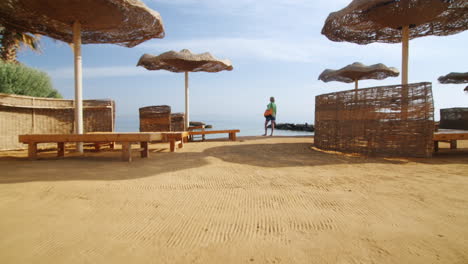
[184,71,189,130]
[73,21,83,153]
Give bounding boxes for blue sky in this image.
[18,0,467,126]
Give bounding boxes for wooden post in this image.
[28,142,37,159]
[354,79,359,102]
[170,139,176,152]
[121,142,132,162]
[184,71,189,131]
[32,97,35,133]
[401,25,409,86]
[111,101,115,132]
[73,21,84,153]
[57,142,65,157]
[401,25,410,120]
[177,134,184,149]
[140,142,149,158]
[450,140,457,150]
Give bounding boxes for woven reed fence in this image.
[171,113,185,131]
[314,82,434,157]
[0,93,115,150]
[440,108,468,130]
[139,105,171,132]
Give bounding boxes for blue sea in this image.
[115,114,314,139]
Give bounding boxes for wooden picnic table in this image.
[18,132,189,162]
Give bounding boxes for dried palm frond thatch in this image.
[318,62,399,89]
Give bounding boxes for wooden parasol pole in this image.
[354,79,359,101]
[401,25,410,120]
[73,21,83,152]
[184,71,189,130]
[402,25,409,85]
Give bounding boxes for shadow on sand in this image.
[0,139,466,184]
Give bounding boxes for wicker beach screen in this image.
[314,82,434,157]
[0,93,115,150]
[440,108,468,130]
[139,105,171,132]
[171,113,185,131]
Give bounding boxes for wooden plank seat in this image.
[188,129,240,141]
[187,125,206,141]
[433,129,468,152]
[18,132,189,162]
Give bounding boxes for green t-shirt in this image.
[267,102,277,117]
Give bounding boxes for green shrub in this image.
[0,61,61,98]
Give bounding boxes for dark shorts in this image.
[265,115,276,121]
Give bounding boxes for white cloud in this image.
[46,66,172,79]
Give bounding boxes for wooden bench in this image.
[433,129,468,152]
[18,132,189,162]
[187,125,206,141]
[188,129,240,141]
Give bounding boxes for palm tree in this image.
[0,26,41,63]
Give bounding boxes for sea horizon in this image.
[115,114,314,138]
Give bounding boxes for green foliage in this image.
[0,61,61,98]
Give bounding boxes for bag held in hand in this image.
[264,108,273,117]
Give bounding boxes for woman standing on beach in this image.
[263,96,277,136]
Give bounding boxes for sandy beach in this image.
[0,136,467,263]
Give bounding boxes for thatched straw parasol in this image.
[137,49,233,130]
[0,0,165,152]
[0,0,164,47]
[321,0,468,85]
[438,72,468,92]
[438,72,468,84]
[318,62,399,89]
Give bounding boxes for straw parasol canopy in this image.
[0,0,164,47]
[438,72,468,84]
[137,49,233,130]
[318,62,399,89]
[0,0,165,152]
[321,0,468,85]
[438,72,468,92]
